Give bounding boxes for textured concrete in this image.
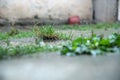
[0,53,120,80]
[0,0,92,24]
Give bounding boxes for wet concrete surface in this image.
[0,53,120,80]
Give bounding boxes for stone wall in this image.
[0,0,93,25]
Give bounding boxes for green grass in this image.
[58,32,73,40]
[0,44,61,59]
[0,33,120,59]
[1,22,120,41]
[0,22,120,59]
[0,26,72,41]
[11,31,35,39]
[53,22,120,30]
[0,32,9,40]
[0,31,35,40]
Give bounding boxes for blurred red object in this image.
[68,16,80,25]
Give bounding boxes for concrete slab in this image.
[0,53,120,80]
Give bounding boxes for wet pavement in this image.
[0,53,120,80]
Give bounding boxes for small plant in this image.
[60,33,120,56]
[8,27,19,36]
[39,26,59,41]
[33,25,71,42]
